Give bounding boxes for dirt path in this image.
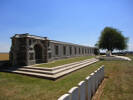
[92,78,107,100]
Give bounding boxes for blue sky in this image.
[0,0,133,52]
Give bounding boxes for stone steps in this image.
[22,58,95,71]
[1,58,99,80]
[3,69,55,79]
[16,59,96,75]
[54,60,98,78]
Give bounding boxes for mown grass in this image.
[0,55,133,100]
[0,53,9,61]
[0,60,102,100]
[36,56,94,67]
[100,55,133,100]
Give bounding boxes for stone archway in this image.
[34,44,43,63]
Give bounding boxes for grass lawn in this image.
[35,56,95,67]
[100,55,133,100]
[0,55,133,100]
[0,53,9,61]
[0,60,102,100]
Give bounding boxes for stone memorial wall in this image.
[10,33,99,66]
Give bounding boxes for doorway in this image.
[34,44,43,63]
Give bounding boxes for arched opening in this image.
[34,44,43,63]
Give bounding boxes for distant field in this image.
[0,53,9,61]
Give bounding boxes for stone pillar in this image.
[10,37,17,66]
[66,45,69,57]
[10,35,28,66]
[25,37,29,65]
[44,39,49,63]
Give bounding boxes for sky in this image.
[0,0,133,52]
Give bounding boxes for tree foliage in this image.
[97,27,128,51]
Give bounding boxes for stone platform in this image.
[1,58,99,80]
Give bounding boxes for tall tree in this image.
[97,27,128,52]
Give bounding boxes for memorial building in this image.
[10,33,99,66]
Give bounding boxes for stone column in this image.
[44,39,49,63]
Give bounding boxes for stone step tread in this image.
[16,59,96,75]
[53,60,98,78]
[16,68,54,74]
[52,60,96,73]
[51,58,96,70]
[2,69,55,79]
[23,58,94,70]
[1,59,99,79]
[23,58,97,71]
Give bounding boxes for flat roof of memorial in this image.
[12,33,97,48]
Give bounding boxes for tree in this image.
[97,27,128,52]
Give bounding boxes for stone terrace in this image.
[1,58,99,80]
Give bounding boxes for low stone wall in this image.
[98,55,131,61]
[58,66,104,100]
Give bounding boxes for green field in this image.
[0,55,133,100]
[100,55,133,100]
[35,56,94,67]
